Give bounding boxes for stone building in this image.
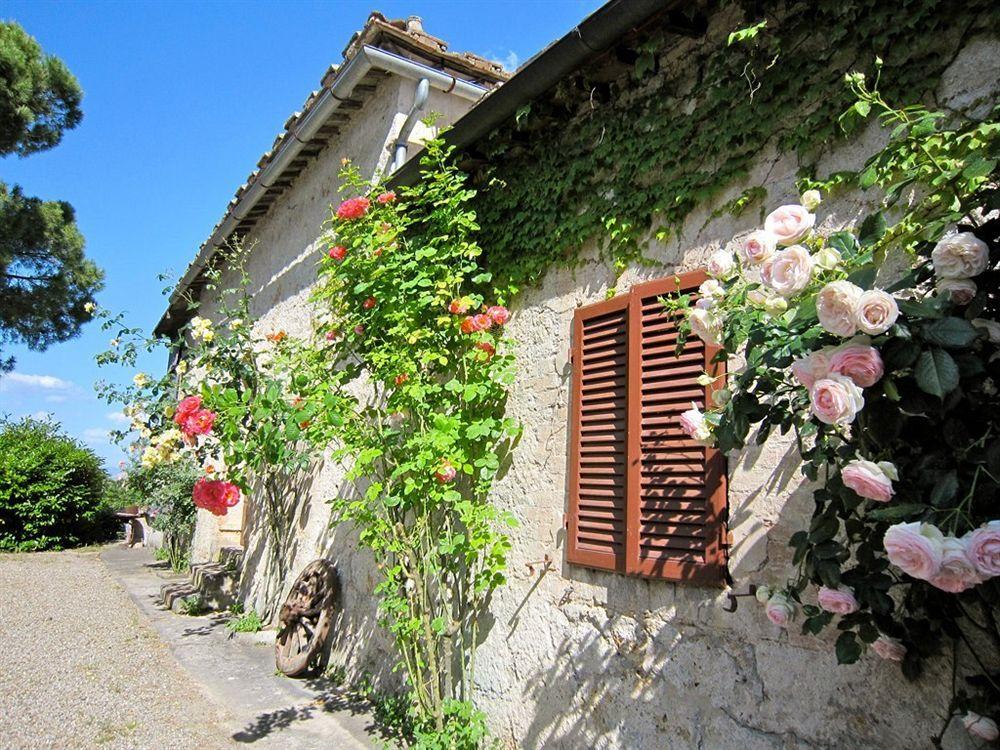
[158,2,1000,748]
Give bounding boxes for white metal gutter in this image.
[158,45,489,334]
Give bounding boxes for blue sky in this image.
[0,0,601,469]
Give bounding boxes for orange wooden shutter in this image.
[567,294,630,573]
[628,271,727,584]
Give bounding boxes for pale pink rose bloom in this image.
[817,281,863,337]
[707,248,736,278]
[931,232,990,279]
[841,460,895,502]
[884,522,944,581]
[929,537,983,593]
[810,373,864,425]
[936,277,977,305]
[746,289,769,307]
[764,204,816,246]
[764,593,795,627]
[679,403,713,445]
[817,585,859,615]
[791,350,830,389]
[827,340,884,387]
[689,307,722,346]
[963,713,999,742]
[871,636,906,662]
[964,520,1000,578]
[972,318,1000,344]
[855,289,899,335]
[762,244,814,297]
[738,230,778,265]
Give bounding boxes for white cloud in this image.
[1,372,74,390]
[487,50,520,73]
[106,411,130,426]
[82,427,111,445]
[44,394,69,404]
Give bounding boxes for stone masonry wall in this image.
[183,30,1000,750]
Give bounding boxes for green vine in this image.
[472,0,1000,285]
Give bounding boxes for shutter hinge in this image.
[563,513,569,529]
[568,347,574,365]
[724,529,734,548]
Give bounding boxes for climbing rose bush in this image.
[668,87,1000,728]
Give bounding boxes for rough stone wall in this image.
[472,35,1000,750]
[180,29,1000,750]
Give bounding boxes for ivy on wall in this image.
[471,0,1000,285]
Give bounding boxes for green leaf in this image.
[921,317,979,348]
[857,212,887,247]
[867,503,926,521]
[914,349,960,398]
[835,631,862,664]
[929,471,958,506]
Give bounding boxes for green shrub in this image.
[124,459,198,571]
[225,608,262,633]
[0,417,116,551]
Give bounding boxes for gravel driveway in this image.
[0,547,235,749]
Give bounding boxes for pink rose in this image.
[435,461,457,484]
[884,522,944,581]
[791,350,830,390]
[377,191,396,204]
[192,478,241,516]
[827,341,884,387]
[679,403,713,445]
[336,197,370,220]
[182,408,216,437]
[855,289,899,335]
[810,373,864,425]
[841,459,896,503]
[817,585,859,615]
[761,244,813,297]
[963,713,999,742]
[928,537,983,593]
[817,281,863,337]
[964,520,1000,578]
[737,230,777,265]
[688,307,722,346]
[871,636,906,662]
[764,204,816,246]
[707,248,735,278]
[764,592,795,627]
[487,305,510,326]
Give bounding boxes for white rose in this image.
[931,232,989,279]
[738,230,778,265]
[764,204,816,246]
[84,301,96,314]
[817,281,863,337]
[935,277,977,305]
[762,245,814,297]
[746,289,769,307]
[689,307,723,346]
[678,403,714,445]
[132,372,150,388]
[699,279,724,299]
[813,246,842,271]
[764,296,788,316]
[707,248,736,278]
[855,289,899,335]
[800,190,822,211]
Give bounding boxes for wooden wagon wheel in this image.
[274,559,338,677]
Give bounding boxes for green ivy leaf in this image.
[914,349,959,398]
[858,211,887,246]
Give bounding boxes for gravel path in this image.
[0,548,236,750]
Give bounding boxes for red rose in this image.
[475,341,496,359]
[377,191,396,204]
[328,245,347,261]
[336,197,370,220]
[434,461,457,484]
[395,373,409,386]
[325,330,339,341]
[174,395,202,426]
[473,313,492,331]
[354,325,366,335]
[363,297,377,310]
[182,408,216,437]
[449,299,470,315]
[487,305,510,326]
[193,478,241,516]
[460,316,477,334]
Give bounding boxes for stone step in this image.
[157,547,245,614]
